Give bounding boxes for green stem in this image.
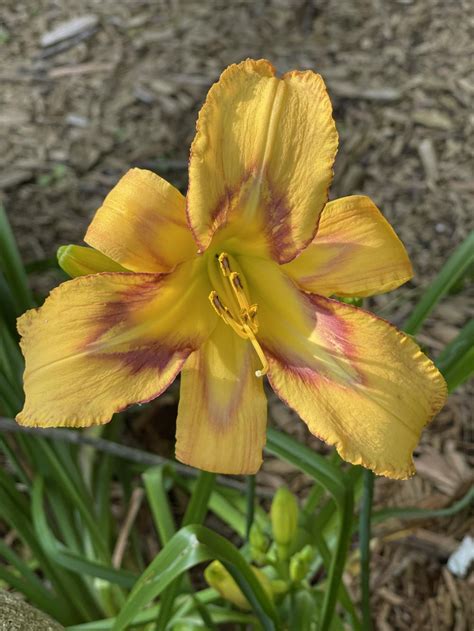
[265,428,353,631]
[245,475,256,541]
[319,487,353,631]
[359,470,374,631]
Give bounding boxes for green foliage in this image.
[0,210,472,629]
[404,230,474,335]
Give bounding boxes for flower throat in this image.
[208,252,268,377]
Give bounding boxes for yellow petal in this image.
[85,168,196,273]
[187,59,338,263]
[17,259,216,427]
[239,258,447,479]
[58,245,128,277]
[175,320,267,474]
[283,196,413,297]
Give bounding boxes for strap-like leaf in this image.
[112,524,279,631]
[404,230,474,335]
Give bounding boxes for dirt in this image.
[1,1,472,628]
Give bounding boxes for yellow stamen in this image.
[218,252,232,277]
[229,272,251,313]
[209,291,247,339]
[209,253,268,377]
[242,317,269,378]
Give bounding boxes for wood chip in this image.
[378,587,404,606]
[40,15,99,47]
[418,138,438,182]
[442,567,462,608]
[412,109,453,130]
[329,81,402,101]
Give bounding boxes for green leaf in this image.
[65,589,221,630]
[372,485,474,524]
[32,476,137,590]
[0,203,34,313]
[178,479,247,538]
[31,439,109,561]
[156,470,216,629]
[436,319,474,391]
[209,490,247,538]
[112,525,279,631]
[0,271,20,335]
[182,470,216,526]
[211,485,269,531]
[266,428,346,501]
[143,465,177,546]
[0,564,66,623]
[0,314,24,388]
[404,230,474,335]
[0,539,64,620]
[0,469,86,623]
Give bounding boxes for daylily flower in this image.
[17,59,447,478]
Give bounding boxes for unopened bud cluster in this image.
[204,486,316,611]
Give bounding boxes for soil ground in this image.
[1,1,473,628]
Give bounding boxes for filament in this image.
[209,252,268,377]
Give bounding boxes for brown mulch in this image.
[1,1,472,628]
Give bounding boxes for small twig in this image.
[112,487,144,569]
[48,62,115,79]
[0,418,272,497]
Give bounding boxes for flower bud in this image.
[57,244,126,278]
[270,487,298,558]
[204,560,273,610]
[249,522,270,562]
[289,544,314,583]
[249,522,269,552]
[271,579,289,598]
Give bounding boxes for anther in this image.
[229,272,249,311]
[208,291,247,339]
[218,252,231,277]
[209,290,225,316]
[231,272,244,291]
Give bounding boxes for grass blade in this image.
[266,428,345,500]
[32,476,137,589]
[182,470,216,526]
[0,203,34,312]
[372,485,473,524]
[404,230,474,334]
[143,465,177,546]
[436,319,474,392]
